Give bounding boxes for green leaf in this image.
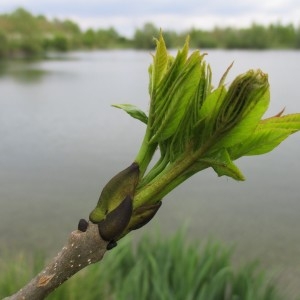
[214,84,270,149]
[230,128,293,158]
[199,87,226,120]
[151,38,189,114]
[260,113,300,131]
[218,61,234,88]
[112,104,148,124]
[150,51,202,143]
[197,86,227,143]
[150,32,169,95]
[199,148,245,181]
[229,113,300,158]
[169,62,211,160]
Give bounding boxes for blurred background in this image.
[0,1,300,299]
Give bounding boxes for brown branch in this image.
[3,222,108,300]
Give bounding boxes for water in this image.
[0,50,300,298]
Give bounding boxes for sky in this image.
[0,0,299,37]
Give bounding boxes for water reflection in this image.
[0,60,48,83]
[0,51,79,83]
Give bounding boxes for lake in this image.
[0,49,300,298]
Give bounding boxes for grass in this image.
[0,230,281,300]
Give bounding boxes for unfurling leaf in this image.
[229,113,300,158]
[198,86,227,143]
[150,51,202,143]
[260,113,300,131]
[149,32,168,96]
[112,104,148,124]
[200,148,245,181]
[213,69,270,149]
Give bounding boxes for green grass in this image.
[0,231,281,300]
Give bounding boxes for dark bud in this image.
[89,162,140,223]
[98,195,133,241]
[78,218,89,232]
[129,201,162,231]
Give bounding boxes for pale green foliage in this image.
[229,113,300,157]
[112,104,148,124]
[199,148,245,181]
[114,33,300,209]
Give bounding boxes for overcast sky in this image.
[0,0,299,37]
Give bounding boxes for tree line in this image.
[1,8,300,58]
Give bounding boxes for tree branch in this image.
[3,222,108,300]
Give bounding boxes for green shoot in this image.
[90,32,300,241]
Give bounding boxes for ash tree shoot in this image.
[5,33,300,300]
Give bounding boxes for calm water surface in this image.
[0,50,300,298]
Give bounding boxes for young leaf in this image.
[229,128,294,158]
[151,39,189,115]
[150,51,202,143]
[260,113,300,130]
[197,86,227,144]
[150,33,168,96]
[218,61,234,88]
[213,70,270,149]
[112,104,148,124]
[169,63,211,160]
[229,113,300,158]
[199,148,245,181]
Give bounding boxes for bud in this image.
[215,69,269,135]
[89,162,140,223]
[128,201,162,231]
[115,201,162,241]
[97,195,133,241]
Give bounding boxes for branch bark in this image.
[3,222,108,300]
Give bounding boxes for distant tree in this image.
[51,34,69,51]
[160,30,185,48]
[219,27,240,49]
[62,19,81,35]
[10,8,39,35]
[189,28,218,48]
[268,23,296,48]
[296,26,300,49]
[8,8,43,56]
[222,24,270,49]
[82,28,97,48]
[1,7,300,58]
[133,23,159,49]
[96,27,122,48]
[0,30,8,57]
[19,37,43,56]
[244,24,270,49]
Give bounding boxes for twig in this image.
[3,222,108,300]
